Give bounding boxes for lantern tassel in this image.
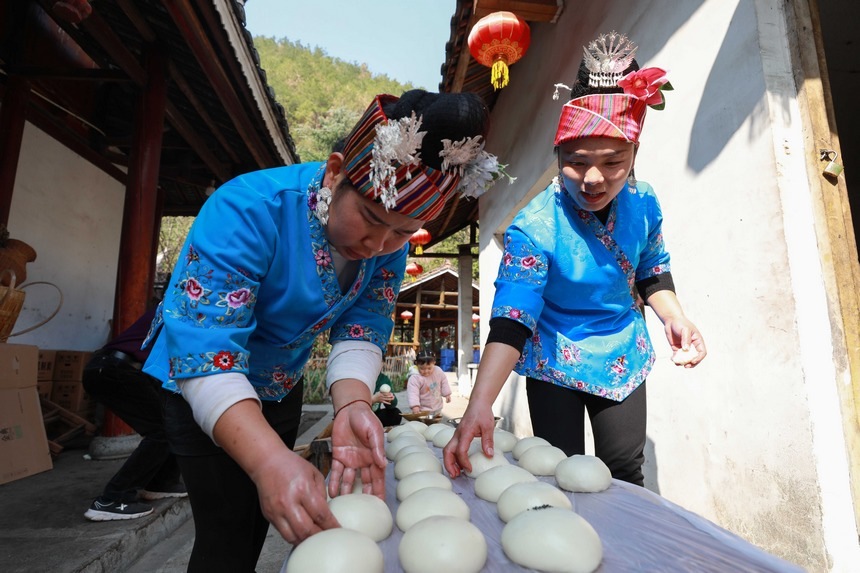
[415,245,423,255]
[491,59,510,90]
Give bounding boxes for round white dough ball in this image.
[393,444,431,462]
[285,528,383,573]
[518,445,567,476]
[512,436,551,460]
[501,507,602,573]
[396,487,470,531]
[555,455,612,493]
[386,432,427,460]
[496,480,572,523]
[671,346,698,366]
[394,451,442,480]
[405,420,430,436]
[431,425,457,448]
[379,383,391,393]
[327,493,393,542]
[474,464,538,502]
[422,423,449,441]
[493,429,518,452]
[399,516,487,573]
[464,450,510,478]
[388,424,422,442]
[396,470,453,501]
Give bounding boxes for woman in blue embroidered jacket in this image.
[443,33,706,487]
[142,90,504,571]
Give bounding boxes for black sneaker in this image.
[84,497,154,521]
[139,482,188,500]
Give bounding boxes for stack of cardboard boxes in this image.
[48,350,94,420]
[0,344,53,485]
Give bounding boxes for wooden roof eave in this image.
[210,0,295,166]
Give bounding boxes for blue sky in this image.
[243,0,456,90]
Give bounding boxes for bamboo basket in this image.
[0,269,26,343]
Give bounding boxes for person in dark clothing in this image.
[83,307,186,521]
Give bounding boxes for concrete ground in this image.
[0,374,467,573]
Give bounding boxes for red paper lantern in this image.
[400,310,414,324]
[468,11,531,90]
[409,229,431,255]
[405,262,424,281]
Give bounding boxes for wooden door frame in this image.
[788,0,860,528]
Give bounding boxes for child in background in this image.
[407,353,452,415]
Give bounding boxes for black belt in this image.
[98,348,143,370]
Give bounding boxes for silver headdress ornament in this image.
[370,119,515,207]
[370,112,426,210]
[582,31,637,88]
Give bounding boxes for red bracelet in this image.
[334,398,372,418]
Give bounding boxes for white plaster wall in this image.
[477,0,858,569]
[6,122,124,350]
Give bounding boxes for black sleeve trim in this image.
[486,317,532,355]
[636,272,675,301]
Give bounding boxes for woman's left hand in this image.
[328,401,387,499]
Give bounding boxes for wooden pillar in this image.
[0,76,30,227]
[106,47,166,438]
[457,244,474,395]
[114,47,167,334]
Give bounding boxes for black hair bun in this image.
[382,90,490,170]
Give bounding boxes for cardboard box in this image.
[0,344,53,485]
[52,351,92,381]
[51,380,91,414]
[37,349,56,381]
[36,380,53,401]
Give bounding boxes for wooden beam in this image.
[0,76,29,226]
[164,102,231,183]
[2,65,131,82]
[113,0,241,169]
[473,0,564,22]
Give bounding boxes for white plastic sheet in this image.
[283,445,805,572]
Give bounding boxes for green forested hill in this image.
[254,37,418,161]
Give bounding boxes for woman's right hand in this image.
[250,449,340,545]
[442,403,496,478]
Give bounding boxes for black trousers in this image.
[526,378,647,486]
[162,379,304,573]
[82,351,180,502]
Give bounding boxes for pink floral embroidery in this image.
[225,288,251,309]
[213,351,235,370]
[383,285,395,303]
[509,308,522,319]
[185,278,204,301]
[315,249,331,267]
[521,255,537,269]
[503,252,513,266]
[618,67,669,106]
[348,325,365,338]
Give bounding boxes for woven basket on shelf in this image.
[0,269,26,343]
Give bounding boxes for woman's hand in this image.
[328,400,387,499]
[663,316,707,368]
[249,449,340,545]
[442,402,496,478]
[372,391,394,405]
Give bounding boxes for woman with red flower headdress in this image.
[141,89,510,572]
[444,33,706,487]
